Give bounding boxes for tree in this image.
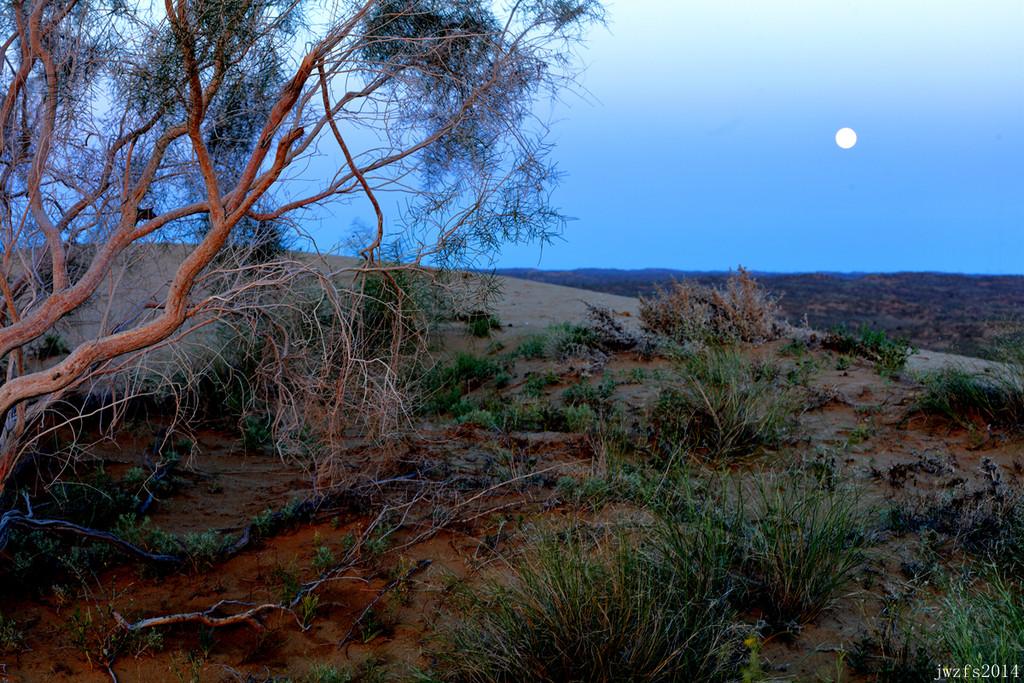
[0,0,604,491]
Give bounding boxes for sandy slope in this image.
[42,245,995,377]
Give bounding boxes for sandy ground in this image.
[39,243,997,382]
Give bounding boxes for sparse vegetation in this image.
[650,349,795,459]
[824,324,915,377]
[917,347,1024,430]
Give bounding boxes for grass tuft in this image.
[650,349,794,459]
[440,530,741,682]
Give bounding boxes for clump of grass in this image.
[743,479,868,626]
[440,531,741,682]
[463,311,501,338]
[650,349,794,459]
[937,576,1024,665]
[639,267,783,345]
[917,353,1024,432]
[421,353,503,414]
[36,331,70,358]
[848,601,935,683]
[562,376,615,410]
[522,371,559,398]
[823,324,914,377]
[511,322,605,361]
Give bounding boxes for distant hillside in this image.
[494,268,1024,356]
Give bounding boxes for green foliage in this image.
[421,353,502,415]
[304,664,354,683]
[743,480,867,625]
[359,269,431,356]
[241,413,273,449]
[37,331,70,358]
[0,612,24,653]
[650,350,794,459]
[514,334,548,359]
[936,576,1024,665]
[512,323,604,361]
[439,531,741,682]
[563,404,596,432]
[848,603,934,682]
[523,371,559,398]
[918,361,1024,431]
[824,325,914,377]
[181,530,231,570]
[464,311,502,338]
[562,377,615,409]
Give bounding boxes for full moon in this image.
[835,127,858,149]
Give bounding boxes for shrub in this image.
[440,532,740,682]
[743,480,867,625]
[885,470,1024,577]
[650,350,794,459]
[823,325,914,377]
[457,409,498,429]
[639,268,782,345]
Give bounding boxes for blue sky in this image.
[320,0,1024,273]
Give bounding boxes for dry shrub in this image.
[639,268,783,344]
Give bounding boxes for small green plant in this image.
[743,479,868,626]
[304,664,354,683]
[847,421,873,445]
[299,593,320,628]
[514,334,548,359]
[848,601,934,682]
[0,612,24,653]
[465,311,501,338]
[824,325,914,377]
[182,530,228,569]
[456,408,497,429]
[918,364,1024,431]
[563,404,597,432]
[523,371,559,398]
[562,376,615,409]
[421,353,502,415]
[37,331,70,358]
[312,539,336,574]
[650,349,794,459]
[936,575,1024,666]
[241,413,273,449]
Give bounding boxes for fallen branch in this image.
[113,599,286,631]
[0,509,182,565]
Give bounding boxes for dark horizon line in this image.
[491,266,1024,278]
